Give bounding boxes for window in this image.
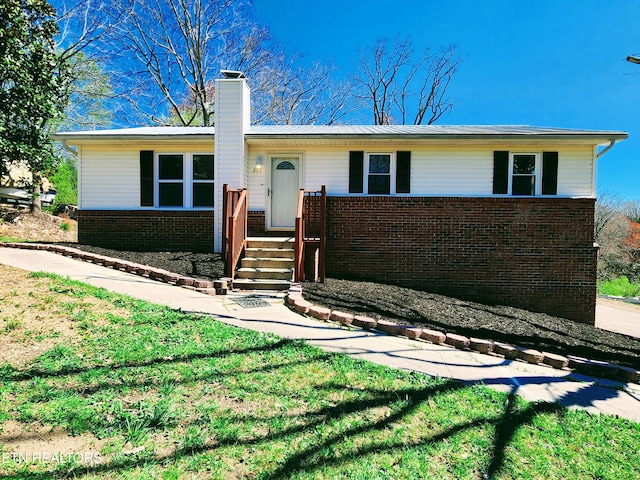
[511,154,537,196]
[192,154,214,207]
[140,151,214,208]
[349,151,411,194]
[493,151,558,196]
[158,154,184,207]
[368,154,391,194]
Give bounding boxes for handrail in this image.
[294,185,326,283]
[294,189,305,282]
[223,184,248,279]
[319,185,326,282]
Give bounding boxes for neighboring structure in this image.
[55,73,628,324]
[0,162,56,206]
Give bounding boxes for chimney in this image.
[213,71,250,252]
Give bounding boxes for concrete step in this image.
[241,257,294,269]
[246,237,294,250]
[245,247,295,259]
[236,267,293,281]
[232,278,292,291]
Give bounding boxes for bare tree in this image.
[595,191,636,280]
[353,37,462,125]
[622,199,640,223]
[595,191,626,243]
[251,59,353,125]
[54,0,116,63]
[110,0,275,126]
[49,1,123,131]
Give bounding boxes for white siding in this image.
[282,144,596,197]
[304,149,351,193]
[79,145,140,208]
[556,146,595,197]
[246,152,267,210]
[411,148,493,195]
[79,141,596,211]
[78,143,215,209]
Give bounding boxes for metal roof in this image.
[245,124,628,140]
[55,126,215,139]
[55,124,628,142]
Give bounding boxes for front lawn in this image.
[0,265,639,479]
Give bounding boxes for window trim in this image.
[365,152,395,195]
[509,152,541,196]
[191,153,215,208]
[157,153,185,208]
[154,152,214,209]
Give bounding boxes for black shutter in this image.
[140,150,154,206]
[493,151,509,194]
[542,151,558,195]
[396,151,411,194]
[349,151,364,193]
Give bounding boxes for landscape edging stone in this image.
[282,283,640,386]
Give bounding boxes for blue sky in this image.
[254,0,640,200]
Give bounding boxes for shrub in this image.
[50,157,77,206]
[598,276,640,297]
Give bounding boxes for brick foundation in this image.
[248,210,266,236]
[247,210,293,237]
[78,210,214,252]
[325,197,597,324]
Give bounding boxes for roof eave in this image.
[53,133,216,143]
[245,132,628,143]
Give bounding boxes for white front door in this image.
[269,157,300,229]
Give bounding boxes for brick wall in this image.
[325,197,597,324]
[78,210,214,252]
[248,210,266,236]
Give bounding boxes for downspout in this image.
[593,139,618,251]
[60,139,76,156]
[596,139,617,159]
[593,139,618,198]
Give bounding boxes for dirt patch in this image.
[0,206,77,243]
[0,264,129,367]
[0,420,106,467]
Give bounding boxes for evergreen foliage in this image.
[0,0,69,188]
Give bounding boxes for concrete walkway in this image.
[1,247,639,423]
[596,297,640,338]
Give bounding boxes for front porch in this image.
[222,184,326,290]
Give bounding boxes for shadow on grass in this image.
[1,337,624,480]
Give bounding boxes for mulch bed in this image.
[64,244,225,280]
[68,244,640,371]
[302,278,640,371]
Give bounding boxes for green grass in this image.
[0,273,639,479]
[0,236,34,243]
[599,276,640,297]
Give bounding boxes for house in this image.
[55,72,628,324]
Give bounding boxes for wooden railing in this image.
[222,184,248,279]
[294,185,326,282]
